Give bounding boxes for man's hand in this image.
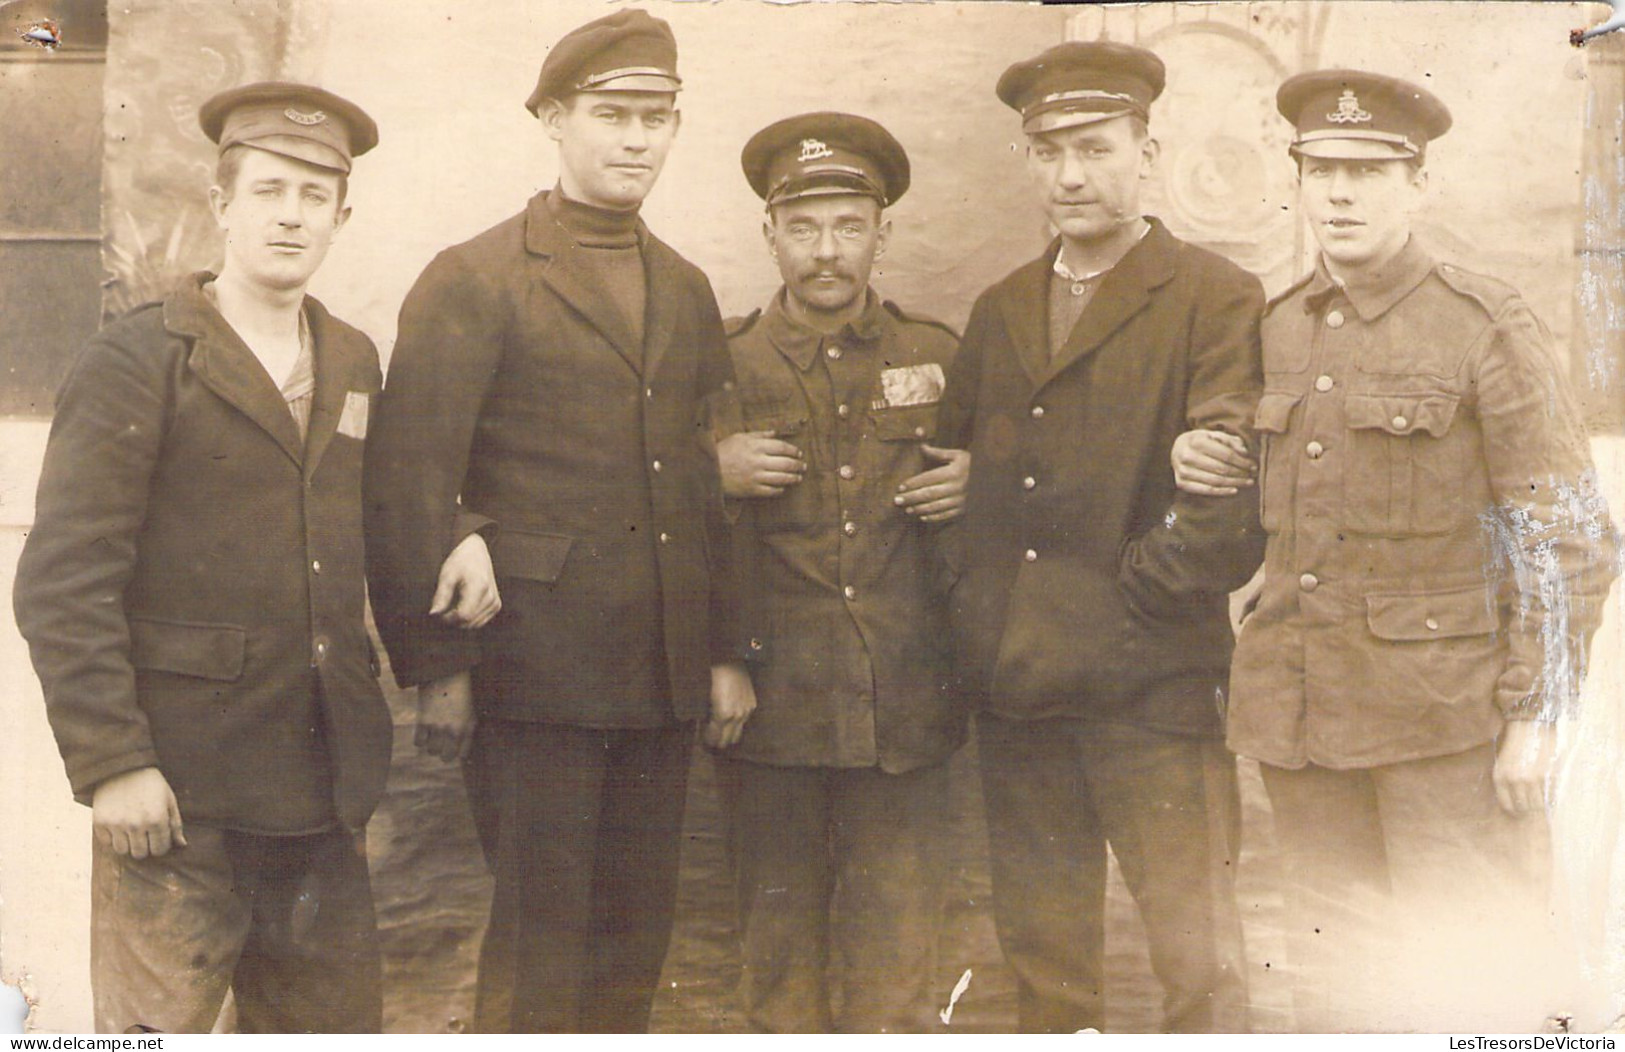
[895,445,970,523]
[431,532,502,629]
[704,662,757,749]
[92,767,186,859]
[1172,429,1256,496]
[718,431,805,498]
[1494,720,1560,816]
[417,670,476,763]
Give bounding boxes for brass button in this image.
[1024,549,1038,563]
[837,404,850,419]
[843,585,856,600]
[1023,476,1036,490]
[843,521,857,537]
[645,387,654,399]
[1299,572,1319,593]
[311,559,322,574]
[1391,415,1408,430]
[651,459,662,473]
[826,346,842,360]
[838,465,855,480]
[1315,375,1334,393]
[1031,405,1045,419]
[1306,441,1324,460]
[914,426,927,438]
[1326,310,1345,329]
[659,532,670,544]
[1425,617,1440,631]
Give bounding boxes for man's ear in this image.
[332,204,353,237]
[207,184,230,230]
[761,218,776,260]
[1139,135,1161,179]
[874,216,892,260]
[538,97,568,144]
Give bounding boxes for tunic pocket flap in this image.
[873,402,939,442]
[1254,391,1302,434]
[1366,585,1498,641]
[491,530,575,584]
[741,399,807,437]
[1345,393,1459,437]
[128,617,246,681]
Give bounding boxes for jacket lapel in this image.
[167,277,304,467]
[640,231,682,381]
[525,192,643,375]
[300,298,349,479]
[1038,220,1179,389]
[996,251,1056,390]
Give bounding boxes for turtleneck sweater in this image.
[548,186,647,353]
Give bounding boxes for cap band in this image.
[1032,88,1140,111]
[1292,128,1420,155]
[575,65,682,91]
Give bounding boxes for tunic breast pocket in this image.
[871,402,939,443]
[1253,391,1302,533]
[1342,392,1466,537]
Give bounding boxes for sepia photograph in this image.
[1,0,1623,1036]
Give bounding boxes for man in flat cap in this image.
[364,9,753,1032]
[1172,69,1619,1030]
[14,82,389,1033]
[934,40,1263,1032]
[707,111,969,1032]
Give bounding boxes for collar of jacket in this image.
[163,271,349,473]
[764,287,888,372]
[525,188,648,256]
[1303,235,1435,322]
[999,216,1179,388]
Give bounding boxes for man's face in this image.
[542,91,680,211]
[764,194,889,317]
[208,148,350,293]
[1025,115,1156,245]
[1298,156,1426,273]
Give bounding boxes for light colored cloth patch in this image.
[878,363,945,408]
[338,391,370,440]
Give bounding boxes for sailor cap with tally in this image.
[741,112,910,209]
[525,9,681,116]
[1277,69,1452,161]
[199,82,378,174]
[997,40,1165,135]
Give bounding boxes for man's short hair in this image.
[214,143,350,207]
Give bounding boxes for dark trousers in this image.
[718,757,951,1033]
[91,825,380,1034]
[976,715,1249,1033]
[464,717,695,1033]
[1261,744,1557,1032]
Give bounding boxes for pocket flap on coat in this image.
[128,617,246,681]
[741,397,807,437]
[1345,393,1460,437]
[1254,391,1302,434]
[1366,585,1499,641]
[491,530,575,583]
[872,403,939,442]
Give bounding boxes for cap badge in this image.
[1326,89,1372,125]
[797,138,834,163]
[283,108,329,126]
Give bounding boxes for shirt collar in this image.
[764,287,887,371]
[1305,236,1435,321]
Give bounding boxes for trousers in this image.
[463,717,695,1033]
[717,757,952,1032]
[91,825,380,1034]
[1261,743,1559,1032]
[976,715,1249,1033]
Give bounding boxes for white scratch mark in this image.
[939,967,972,1026]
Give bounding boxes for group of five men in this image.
[14,7,1616,1035]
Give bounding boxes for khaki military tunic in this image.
[1228,238,1618,769]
